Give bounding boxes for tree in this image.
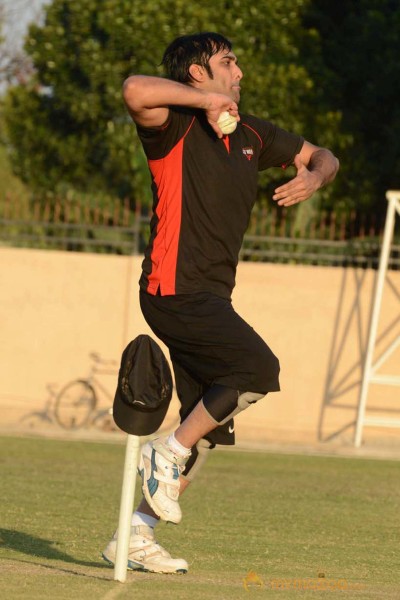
[3,0,342,208]
[302,0,400,212]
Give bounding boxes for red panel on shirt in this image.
[147,139,184,295]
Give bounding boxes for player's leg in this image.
[139,360,214,524]
[139,383,268,523]
[138,291,279,523]
[102,433,213,573]
[101,477,191,574]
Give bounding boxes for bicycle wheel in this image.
[91,408,117,432]
[54,380,96,429]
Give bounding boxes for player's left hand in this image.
[272,154,322,207]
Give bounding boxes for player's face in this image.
[205,50,243,102]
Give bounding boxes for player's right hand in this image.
[203,93,239,138]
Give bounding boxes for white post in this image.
[114,434,140,582]
[354,192,399,447]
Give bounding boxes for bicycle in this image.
[54,352,119,430]
[20,382,60,429]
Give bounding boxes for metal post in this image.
[354,191,400,447]
[114,434,140,582]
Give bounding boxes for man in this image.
[102,32,339,574]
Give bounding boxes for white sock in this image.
[131,511,158,529]
[167,432,191,457]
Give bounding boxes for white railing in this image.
[354,190,400,447]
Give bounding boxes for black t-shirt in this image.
[137,107,303,299]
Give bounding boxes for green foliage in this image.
[4,0,399,215]
[302,0,400,211]
[2,0,341,208]
[0,114,29,199]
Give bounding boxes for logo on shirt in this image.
[242,146,254,161]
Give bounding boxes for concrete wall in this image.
[1,247,399,446]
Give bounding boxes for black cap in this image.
[113,335,173,435]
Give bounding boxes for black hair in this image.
[161,32,232,83]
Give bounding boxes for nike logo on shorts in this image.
[228,425,234,434]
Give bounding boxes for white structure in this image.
[114,435,140,582]
[355,191,400,447]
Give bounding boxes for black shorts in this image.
[139,290,280,446]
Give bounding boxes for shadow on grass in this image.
[0,528,106,570]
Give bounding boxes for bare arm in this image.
[123,75,239,138]
[272,141,339,207]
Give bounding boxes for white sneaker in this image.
[101,525,188,574]
[138,438,190,524]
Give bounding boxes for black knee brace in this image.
[201,384,265,425]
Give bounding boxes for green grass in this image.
[1,435,399,600]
